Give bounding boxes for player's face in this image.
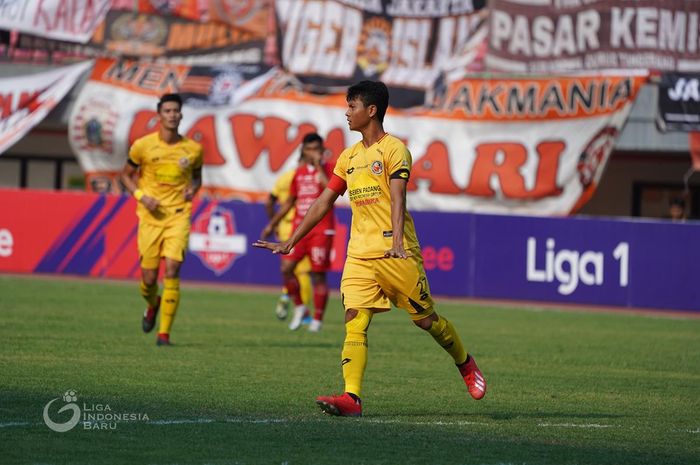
[345,96,373,131]
[158,101,182,131]
[302,140,323,164]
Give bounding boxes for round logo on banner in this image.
[357,17,392,77]
[189,204,247,276]
[209,70,243,105]
[111,13,167,46]
[71,97,118,158]
[577,126,618,188]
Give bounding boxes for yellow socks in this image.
[139,280,159,308]
[158,278,180,335]
[297,269,313,306]
[427,316,468,365]
[342,309,372,397]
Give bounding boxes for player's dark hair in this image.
[157,93,182,112]
[302,132,323,145]
[347,80,389,123]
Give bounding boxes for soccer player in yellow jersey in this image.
[120,93,203,346]
[265,166,313,320]
[254,81,486,416]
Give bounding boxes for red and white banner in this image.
[0,61,93,157]
[0,0,110,43]
[69,58,647,215]
[274,0,487,107]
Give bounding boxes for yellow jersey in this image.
[332,134,419,259]
[128,132,203,226]
[271,169,297,241]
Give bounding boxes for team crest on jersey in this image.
[189,203,247,275]
[179,157,190,168]
[371,160,384,175]
[357,17,392,77]
[71,96,118,158]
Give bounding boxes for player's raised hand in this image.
[253,240,292,255]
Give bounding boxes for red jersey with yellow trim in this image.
[128,132,203,226]
[290,162,335,235]
[332,134,419,259]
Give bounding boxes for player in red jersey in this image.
[260,133,335,332]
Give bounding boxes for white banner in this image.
[70,61,647,214]
[0,0,110,43]
[0,61,93,157]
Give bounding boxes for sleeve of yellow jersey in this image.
[271,173,285,198]
[332,149,349,181]
[128,138,143,165]
[387,142,412,181]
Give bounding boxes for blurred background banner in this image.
[0,61,92,156]
[111,0,270,31]
[657,73,700,132]
[487,0,700,74]
[68,64,647,214]
[0,9,268,65]
[274,0,488,108]
[0,0,111,43]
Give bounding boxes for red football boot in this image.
[142,296,161,333]
[459,355,486,400]
[315,393,362,417]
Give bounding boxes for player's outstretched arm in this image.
[260,196,296,239]
[253,187,339,254]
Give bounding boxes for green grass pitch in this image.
[1,275,698,464]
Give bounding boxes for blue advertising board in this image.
[178,199,699,312]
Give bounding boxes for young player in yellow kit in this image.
[266,166,313,320]
[121,93,203,346]
[254,81,486,416]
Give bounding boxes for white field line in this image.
[3,419,696,432]
[0,421,31,428]
[537,423,617,428]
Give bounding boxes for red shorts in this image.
[283,232,334,272]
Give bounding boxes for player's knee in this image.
[141,269,158,286]
[311,271,326,285]
[345,308,371,334]
[163,259,182,279]
[280,261,295,278]
[413,312,438,331]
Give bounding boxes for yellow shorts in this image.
[340,249,435,321]
[137,218,190,269]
